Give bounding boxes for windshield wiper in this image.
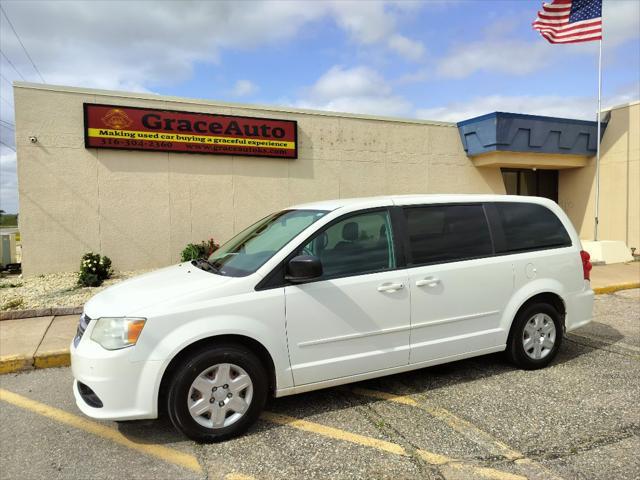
[191,258,219,274]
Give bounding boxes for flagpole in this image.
[594,37,602,241]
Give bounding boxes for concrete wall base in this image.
[581,240,634,264]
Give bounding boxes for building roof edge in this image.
[13,81,455,127]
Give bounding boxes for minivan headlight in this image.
[90,317,146,350]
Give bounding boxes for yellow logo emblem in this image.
[101,109,133,130]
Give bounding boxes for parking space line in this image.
[0,388,203,475]
[350,387,564,480]
[352,387,521,461]
[261,411,407,455]
[350,387,420,406]
[260,411,526,480]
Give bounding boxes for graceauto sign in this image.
[84,103,297,158]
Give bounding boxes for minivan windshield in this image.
[203,209,328,277]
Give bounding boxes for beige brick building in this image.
[13,82,639,275]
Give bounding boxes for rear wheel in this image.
[167,344,268,442]
[507,302,562,370]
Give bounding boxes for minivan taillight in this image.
[580,250,592,281]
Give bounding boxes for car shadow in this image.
[568,320,627,345]
[115,324,620,446]
[117,324,623,445]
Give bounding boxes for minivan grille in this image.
[73,313,91,347]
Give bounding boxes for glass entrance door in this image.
[501,168,558,202]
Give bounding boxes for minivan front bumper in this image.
[71,334,163,421]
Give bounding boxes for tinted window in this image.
[404,204,493,265]
[299,210,395,278]
[494,202,571,253]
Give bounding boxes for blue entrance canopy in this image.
[457,112,606,157]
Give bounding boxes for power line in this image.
[0,5,45,83]
[0,73,14,87]
[0,139,16,152]
[1,95,14,109]
[0,49,25,81]
[0,120,15,131]
[0,118,15,127]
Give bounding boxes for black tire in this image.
[506,302,563,370]
[166,343,268,442]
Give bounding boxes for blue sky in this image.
[1,0,639,213]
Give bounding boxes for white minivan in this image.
[71,195,594,441]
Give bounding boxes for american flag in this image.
[533,0,602,44]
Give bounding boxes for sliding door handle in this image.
[416,277,440,288]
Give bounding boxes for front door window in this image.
[299,210,395,279]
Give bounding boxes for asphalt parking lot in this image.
[1,289,638,480]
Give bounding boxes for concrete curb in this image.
[0,307,83,321]
[33,349,71,370]
[0,350,71,375]
[0,355,33,375]
[593,282,640,295]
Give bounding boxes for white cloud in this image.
[415,89,640,123]
[230,80,258,97]
[331,0,394,44]
[387,34,425,62]
[296,65,411,117]
[603,0,640,46]
[437,40,553,79]
[328,1,426,61]
[311,66,391,100]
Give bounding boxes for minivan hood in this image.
[84,263,232,317]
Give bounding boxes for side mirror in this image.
[285,255,323,283]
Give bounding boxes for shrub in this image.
[78,252,113,287]
[180,238,220,262]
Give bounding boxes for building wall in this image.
[15,83,505,275]
[559,102,639,250]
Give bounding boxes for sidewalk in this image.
[590,261,640,292]
[0,314,76,374]
[1,262,638,375]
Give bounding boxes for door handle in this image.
[415,277,440,288]
[377,282,404,293]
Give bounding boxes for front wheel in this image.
[166,344,268,442]
[506,302,563,370]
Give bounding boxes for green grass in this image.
[0,214,18,227]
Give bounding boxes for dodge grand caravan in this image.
[71,195,594,441]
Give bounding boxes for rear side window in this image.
[494,202,571,253]
[404,204,493,265]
